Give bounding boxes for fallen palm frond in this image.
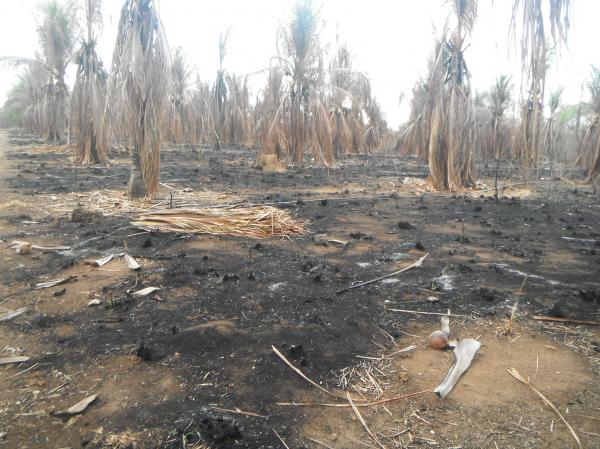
[132,205,309,239]
[507,368,582,448]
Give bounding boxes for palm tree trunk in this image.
[128,146,146,197]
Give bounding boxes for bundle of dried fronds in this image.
[71,0,108,164]
[578,66,600,182]
[131,205,309,239]
[262,0,334,166]
[510,0,571,172]
[411,1,477,190]
[105,0,170,198]
[37,0,77,143]
[167,47,191,145]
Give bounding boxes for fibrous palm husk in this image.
[132,205,308,239]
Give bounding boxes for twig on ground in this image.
[336,253,429,294]
[277,389,431,408]
[532,316,600,325]
[307,437,335,449]
[273,429,290,449]
[211,407,267,419]
[0,307,27,322]
[507,368,581,448]
[347,391,387,449]
[272,345,338,398]
[388,309,470,318]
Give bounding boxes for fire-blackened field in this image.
[0,130,599,449]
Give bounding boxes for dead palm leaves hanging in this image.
[71,0,108,164]
[406,0,477,190]
[105,0,170,198]
[168,47,191,145]
[510,0,571,171]
[37,0,77,143]
[261,0,333,166]
[328,42,370,157]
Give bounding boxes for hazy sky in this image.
[0,0,599,127]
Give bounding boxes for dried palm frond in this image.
[105,0,170,198]
[131,205,309,239]
[71,0,108,164]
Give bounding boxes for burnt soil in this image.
[0,130,599,449]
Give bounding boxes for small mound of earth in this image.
[71,206,103,224]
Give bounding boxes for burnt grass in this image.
[1,132,599,448]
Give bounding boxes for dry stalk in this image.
[507,368,581,448]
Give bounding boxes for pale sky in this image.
[0,0,599,127]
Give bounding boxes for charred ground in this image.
[0,131,599,449]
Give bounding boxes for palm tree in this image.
[413,0,478,190]
[105,0,170,198]
[489,75,512,160]
[71,0,108,164]
[328,42,370,157]
[578,66,600,182]
[510,0,571,171]
[168,47,191,144]
[1,61,47,133]
[212,29,230,150]
[37,0,77,143]
[542,88,563,164]
[261,0,333,166]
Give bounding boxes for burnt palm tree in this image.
[105,0,170,198]
[71,0,108,164]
